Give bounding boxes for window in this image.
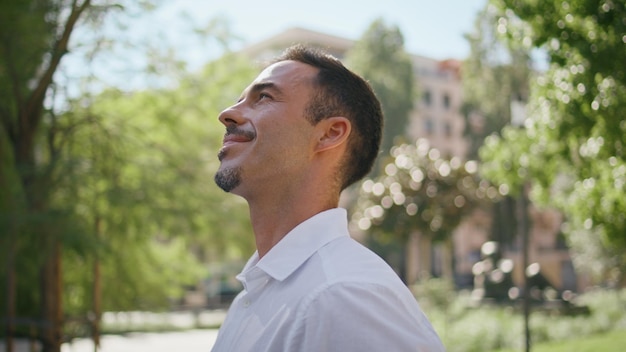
[443,122,452,137]
[422,90,432,106]
[443,93,451,110]
[424,118,434,135]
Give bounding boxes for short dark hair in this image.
[273,44,383,190]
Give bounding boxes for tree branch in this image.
[1,36,22,146]
[21,0,92,136]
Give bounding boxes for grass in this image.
[495,329,626,352]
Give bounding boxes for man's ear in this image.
[315,116,351,153]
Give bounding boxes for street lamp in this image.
[511,99,531,352]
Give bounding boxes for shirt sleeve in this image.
[285,282,445,352]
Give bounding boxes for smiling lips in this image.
[222,129,255,146]
[222,133,251,146]
[222,125,255,145]
[218,127,255,161]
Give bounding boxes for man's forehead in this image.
[254,60,318,86]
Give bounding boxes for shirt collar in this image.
[239,208,349,284]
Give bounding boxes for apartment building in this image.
[240,27,467,155]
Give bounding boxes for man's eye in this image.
[259,93,271,100]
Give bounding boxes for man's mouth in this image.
[222,126,255,147]
[218,126,256,161]
[222,134,252,146]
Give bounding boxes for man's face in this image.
[214,60,320,197]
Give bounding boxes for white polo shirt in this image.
[211,208,444,352]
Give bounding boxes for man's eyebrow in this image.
[238,82,282,102]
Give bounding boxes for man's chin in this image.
[214,167,242,193]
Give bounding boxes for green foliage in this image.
[351,139,498,244]
[345,18,415,158]
[481,0,626,286]
[426,287,626,352]
[443,307,523,352]
[566,222,626,285]
[461,4,533,159]
[0,0,56,119]
[480,126,544,196]
[575,288,626,329]
[1,1,104,340]
[411,277,456,311]
[51,53,258,314]
[1,1,260,349]
[496,330,626,352]
[459,2,534,248]
[1,3,258,336]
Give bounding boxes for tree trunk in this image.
[1,111,21,352]
[92,258,101,352]
[405,231,420,285]
[92,217,102,351]
[405,231,433,283]
[440,238,454,281]
[41,240,62,352]
[5,239,15,352]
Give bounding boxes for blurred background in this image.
[1,0,625,351]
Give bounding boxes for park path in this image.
[62,329,219,352]
[1,309,226,352]
[1,329,219,352]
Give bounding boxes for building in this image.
[240,27,468,158]
[238,27,580,295]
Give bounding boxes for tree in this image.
[54,51,258,319]
[481,0,626,287]
[342,19,417,279]
[345,18,415,162]
[0,1,105,350]
[48,49,257,348]
[351,139,498,283]
[462,3,533,159]
[461,3,535,253]
[0,1,257,350]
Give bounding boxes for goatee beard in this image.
[214,167,242,192]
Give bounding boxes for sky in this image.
[61,0,489,95]
[156,0,487,61]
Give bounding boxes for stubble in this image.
[214,166,242,192]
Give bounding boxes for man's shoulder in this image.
[313,236,405,288]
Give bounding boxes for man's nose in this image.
[218,103,246,126]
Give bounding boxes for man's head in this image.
[273,45,383,190]
[214,45,383,196]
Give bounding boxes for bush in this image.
[414,280,625,352]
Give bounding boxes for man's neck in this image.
[246,191,338,258]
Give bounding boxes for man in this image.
[212,44,444,351]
